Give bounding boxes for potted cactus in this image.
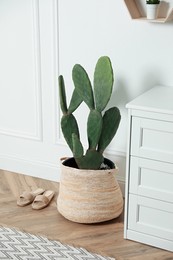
[146,0,160,19]
[57,56,123,223]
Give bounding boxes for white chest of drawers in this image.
[124,86,173,252]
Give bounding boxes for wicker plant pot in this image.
[57,157,123,223]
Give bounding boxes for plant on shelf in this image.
[146,0,160,19]
[59,56,121,170]
[57,56,123,224]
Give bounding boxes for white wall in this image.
[1,1,173,191]
[58,0,173,186]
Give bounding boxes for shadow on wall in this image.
[109,71,164,109]
[110,79,130,108]
[141,70,164,92]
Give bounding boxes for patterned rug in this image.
[0,226,115,260]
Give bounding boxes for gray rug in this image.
[0,226,115,260]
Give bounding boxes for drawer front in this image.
[128,194,173,241]
[131,117,173,163]
[129,156,173,203]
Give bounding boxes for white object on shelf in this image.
[146,4,160,19]
[124,85,173,252]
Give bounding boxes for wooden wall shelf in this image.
[124,0,173,23]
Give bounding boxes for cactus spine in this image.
[58,56,121,170]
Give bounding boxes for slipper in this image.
[32,190,55,210]
[17,188,45,207]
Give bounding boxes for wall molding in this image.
[52,0,61,145]
[31,0,43,141]
[0,0,43,142]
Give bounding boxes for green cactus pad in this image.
[61,114,79,152]
[68,88,83,114]
[94,56,114,112]
[72,133,84,158]
[98,107,121,153]
[58,75,68,114]
[75,150,103,170]
[87,110,102,149]
[72,64,94,110]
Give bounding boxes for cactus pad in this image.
[72,133,84,158]
[75,150,104,170]
[58,75,68,114]
[87,110,102,149]
[94,56,114,112]
[72,64,94,110]
[98,107,121,153]
[61,114,79,152]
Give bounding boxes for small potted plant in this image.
[57,56,123,223]
[146,0,160,20]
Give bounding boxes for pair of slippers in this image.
[17,188,55,210]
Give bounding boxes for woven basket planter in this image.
[57,157,123,223]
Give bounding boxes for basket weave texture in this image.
[57,159,123,223]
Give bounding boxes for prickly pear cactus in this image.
[58,56,121,169]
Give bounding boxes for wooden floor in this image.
[0,170,173,260]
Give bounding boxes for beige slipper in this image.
[17,188,45,207]
[32,190,55,210]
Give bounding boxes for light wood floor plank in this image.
[0,170,172,260]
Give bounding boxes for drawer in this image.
[128,194,173,242]
[129,156,173,203]
[131,117,173,163]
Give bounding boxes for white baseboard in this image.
[0,154,60,182]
